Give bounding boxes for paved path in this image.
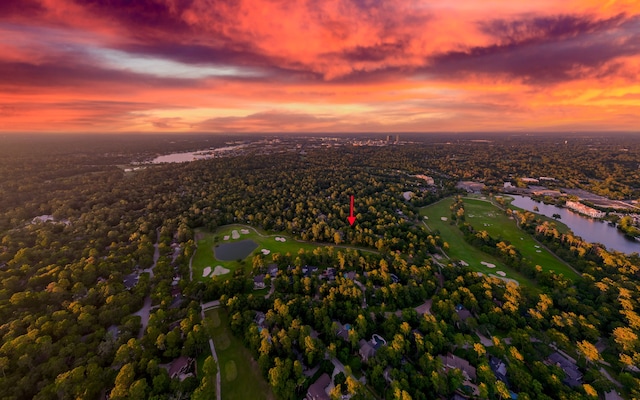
[264,283,275,299]
[132,229,161,338]
[599,367,623,388]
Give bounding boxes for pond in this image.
[215,240,259,261]
[508,195,639,254]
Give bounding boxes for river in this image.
[150,144,246,163]
[508,195,639,254]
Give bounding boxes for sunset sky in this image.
[1,0,640,133]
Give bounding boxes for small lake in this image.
[150,144,246,163]
[215,240,259,261]
[508,195,639,254]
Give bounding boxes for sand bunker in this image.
[203,266,212,277]
[536,250,541,253]
[275,237,286,242]
[481,261,496,268]
[490,274,520,286]
[459,260,469,266]
[441,217,448,221]
[496,271,506,276]
[212,265,230,276]
[261,249,271,255]
[223,235,230,241]
[477,272,484,277]
[231,230,240,239]
[240,229,249,234]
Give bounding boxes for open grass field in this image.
[192,224,321,281]
[205,308,275,400]
[420,199,536,288]
[463,197,579,280]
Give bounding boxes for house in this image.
[334,322,350,341]
[605,391,624,400]
[439,353,477,381]
[344,271,356,280]
[306,373,330,400]
[359,339,376,362]
[255,311,266,327]
[489,356,508,384]
[383,366,394,384]
[253,274,266,290]
[267,264,278,277]
[123,273,138,290]
[455,304,472,322]
[168,356,193,381]
[548,352,582,387]
[302,265,319,277]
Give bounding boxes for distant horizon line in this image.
[1,131,639,137]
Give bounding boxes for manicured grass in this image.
[193,225,321,281]
[205,308,274,400]
[420,199,536,288]
[462,197,579,280]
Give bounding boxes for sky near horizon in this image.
[1,0,640,134]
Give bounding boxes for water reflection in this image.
[508,195,638,254]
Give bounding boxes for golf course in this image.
[420,196,579,287]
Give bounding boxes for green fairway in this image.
[192,225,321,281]
[463,197,578,280]
[205,308,274,400]
[420,199,536,288]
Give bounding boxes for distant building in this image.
[306,373,330,400]
[415,174,435,185]
[531,189,562,197]
[456,181,485,193]
[565,201,605,219]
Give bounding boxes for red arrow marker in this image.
[347,195,356,226]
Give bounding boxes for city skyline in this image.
[1,0,640,133]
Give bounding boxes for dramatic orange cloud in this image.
[0,0,639,133]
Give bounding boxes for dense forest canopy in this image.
[0,133,639,400]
